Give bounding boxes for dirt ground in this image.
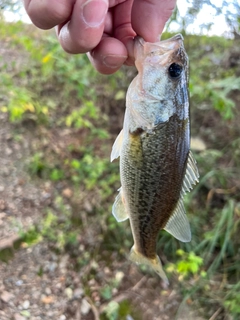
[0,108,208,320]
[0,37,212,320]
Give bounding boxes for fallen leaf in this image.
[41,295,54,304]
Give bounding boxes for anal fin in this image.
[164,199,191,242]
[164,151,198,243]
[112,187,129,222]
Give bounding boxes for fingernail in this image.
[103,55,128,69]
[82,0,108,28]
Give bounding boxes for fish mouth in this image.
[134,34,185,67]
[160,33,184,43]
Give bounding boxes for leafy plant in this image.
[69,154,112,190]
[65,100,99,129]
[175,249,204,277]
[3,87,49,123]
[103,301,120,320]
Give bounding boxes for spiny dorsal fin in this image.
[182,150,199,194]
[110,129,123,162]
[112,187,129,222]
[164,199,191,242]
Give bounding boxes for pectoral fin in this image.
[111,129,123,162]
[164,199,191,242]
[112,187,129,222]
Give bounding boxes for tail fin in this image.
[129,246,169,284]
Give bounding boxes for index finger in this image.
[131,0,176,42]
[23,0,75,29]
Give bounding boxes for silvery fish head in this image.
[133,34,189,122]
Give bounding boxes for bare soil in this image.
[0,35,216,320]
[0,111,206,320]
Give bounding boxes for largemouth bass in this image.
[111,34,199,283]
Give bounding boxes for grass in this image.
[0,19,240,319]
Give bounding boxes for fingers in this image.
[112,0,136,66]
[88,1,134,74]
[24,0,109,54]
[58,0,108,53]
[131,0,177,42]
[24,0,177,74]
[88,36,128,74]
[23,0,75,29]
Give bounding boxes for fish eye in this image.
[168,63,183,79]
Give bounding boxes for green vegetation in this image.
[1,18,240,319]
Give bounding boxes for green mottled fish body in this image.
[111,34,199,283]
[121,115,189,257]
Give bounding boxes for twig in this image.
[209,308,222,320]
[131,275,147,292]
[85,296,100,320]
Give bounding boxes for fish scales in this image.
[121,115,189,259]
[111,34,199,283]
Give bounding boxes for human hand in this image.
[23,0,176,74]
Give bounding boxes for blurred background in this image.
[0,1,240,319]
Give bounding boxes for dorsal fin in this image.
[164,199,191,242]
[112,187,129,222]
[111,129,123,162]
[182,151,199,195]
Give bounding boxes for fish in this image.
[110,34,199,283]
